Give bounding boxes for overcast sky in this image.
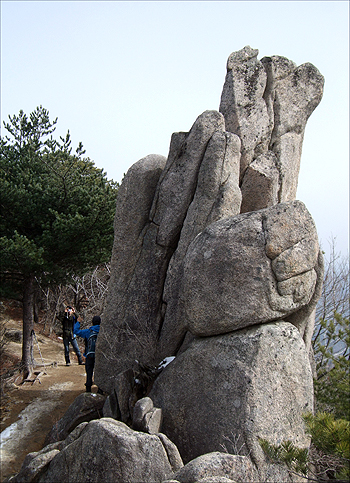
[1,1,349,258]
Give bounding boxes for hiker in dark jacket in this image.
[74,315,102,393]
[58,306,83,366]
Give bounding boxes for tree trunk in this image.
[22,273,35,379]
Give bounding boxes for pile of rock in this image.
[12,46,324,483]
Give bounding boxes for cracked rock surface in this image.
[220,46,324,208]
[183,200,321,337]
[95,111,242,391]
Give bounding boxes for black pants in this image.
[85,356,95,391]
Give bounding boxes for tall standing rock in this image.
[157,129,242,360]
[219,46,271,181]
[262,56,324,202]
[95,154,167,392]
[150,110,226,247]
[220,47,324,211]
[93,49,324,483]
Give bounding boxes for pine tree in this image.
[0,106,118,377]
[313,241,349,421]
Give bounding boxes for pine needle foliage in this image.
[304,412,349,469]
[259,438,309,476]
[313,242,350,421]
[0,106,119,289]
[259,413,350,481]
[313,312,350,421]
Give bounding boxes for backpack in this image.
[86,331,98,358]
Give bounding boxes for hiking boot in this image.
[78,361,85,365]
[66,363,71,366]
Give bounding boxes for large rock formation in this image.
[92,47,324,480]
[23,47,323,482]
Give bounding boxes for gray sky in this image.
[1,1,349,258]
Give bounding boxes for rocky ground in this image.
[0,302,95,482]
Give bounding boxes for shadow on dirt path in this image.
[0,314,97,482]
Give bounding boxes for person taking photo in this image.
[57,306,84,366]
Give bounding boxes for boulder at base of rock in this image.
[12,424,89,483]
[133,396,163,434]
[149,321,313,474]
[45,392,105,445]
[40,418,183,483]
[12,445,61,483]
[167,452,258,483]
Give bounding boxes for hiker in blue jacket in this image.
[74,315,103,393]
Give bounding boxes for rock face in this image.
[149,322,314,467]
[95,111,242,391]
[87,47,325,481]
[158,126,242,360]
[95,154,167,391]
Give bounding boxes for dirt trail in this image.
[0,314,96,482]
